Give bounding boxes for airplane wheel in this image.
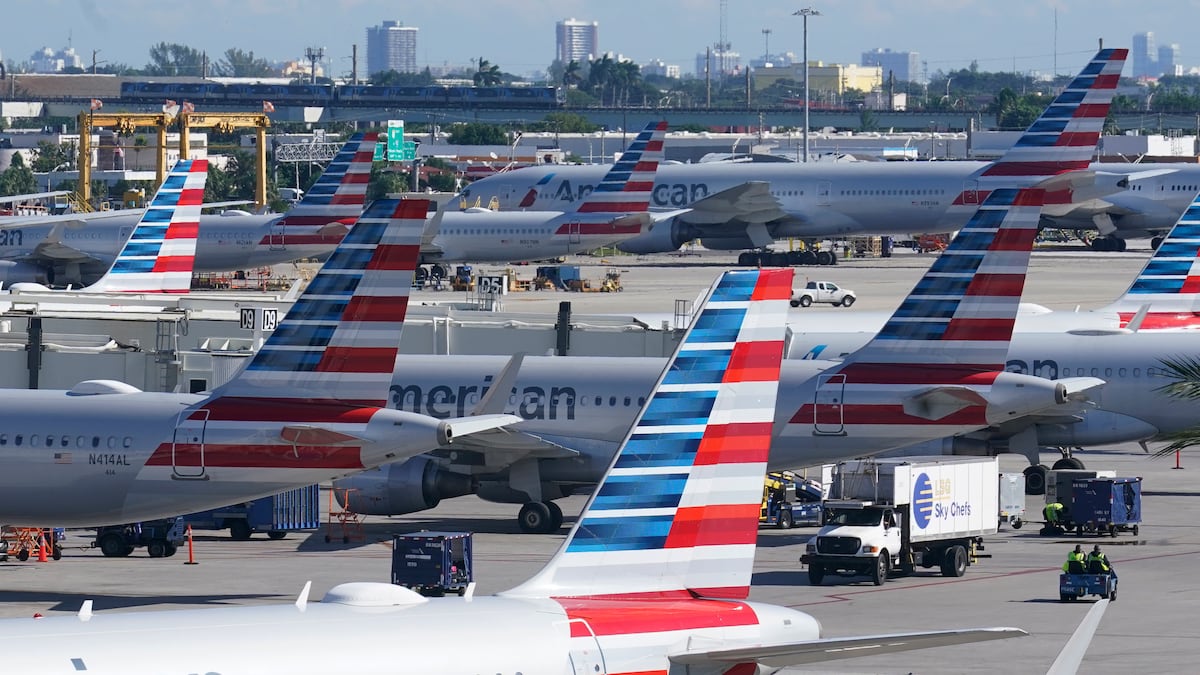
[800,251,817,266]
[1117,238,1127,252]
[545,501,564,532]
[1053,457,1085,470]
[518,502,554,534]
[1024,464,1049,495]
[430,264,449,280]
[414,267,429,284]
[816,251,834,266]
[737,252,757,266]
[1151,236,1164,250]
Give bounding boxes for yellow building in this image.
[754,62,882,98]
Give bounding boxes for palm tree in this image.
[587,54,616,105]
[473,57,502,87]
[613,60,642,106]
[1152,355,1200,457]
[562,60,583,88]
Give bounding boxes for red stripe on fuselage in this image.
[552,222,645,235]
[190,398,382,423]
[980,160,1091,177]
[145,442,363,469]
[556,597,758,638]
[792,403,988,426]
[1118,312,1200,329]
[831,363,1002,385]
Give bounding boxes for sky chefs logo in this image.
[913,473,934,529]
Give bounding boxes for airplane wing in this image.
[674,181,787,225]
[669,627,1027,667]
[1046,599,1109,675]
[26,223,106,263]
[0,201,256,229]
[0,190,71,205]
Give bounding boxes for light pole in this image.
[794,7,820,163]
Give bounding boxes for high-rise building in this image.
[557,18,599,64]
[861,48,920,83]
[695,49,741,77]
[366,20,419,76]
[1132,32,1156,78]
[1159,43,1181,77]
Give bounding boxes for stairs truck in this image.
[801,457,999,586]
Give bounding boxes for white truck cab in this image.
[791,281,856,308]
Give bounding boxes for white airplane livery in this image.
[340,183,1100,531]
[0,198,517,527]
[458,49,1196,254]
[0,268,1027,674]
[0,133,376,286]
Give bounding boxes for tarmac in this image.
[2,241,1192,674]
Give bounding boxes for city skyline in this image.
[6,0,1198,80]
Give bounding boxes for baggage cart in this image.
[1069,477,1142,537]
[391,531,473,596]
[998,472,1026,529]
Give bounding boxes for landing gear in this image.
[1024,463,1050,496]
[1151,236,1164,250]
[1053,457,1086,470]
[518,501,563,534]
[737,249,837,267]
[1090,237,1126,252]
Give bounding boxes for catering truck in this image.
[801,456,999,586]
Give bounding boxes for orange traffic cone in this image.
[36,534,48,563]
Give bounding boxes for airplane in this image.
[0,267,1028,675]
[338,185,1100,532]
[416,120,667,273]
[0,197,518,527]
[457,48,1194,255]
[0,133,377,287]
[6,158,207,294]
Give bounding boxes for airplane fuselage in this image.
[426,209,643,263]
[460,161,1200,240]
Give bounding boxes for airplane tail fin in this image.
[1102,192,1200,328]
[572,121,667,216]
[845,187,1046,371]
[982,48,1127,180]
[84,159,207,293]
[504,267,793,600]
[208,198,427,405]
[277,132,376,228]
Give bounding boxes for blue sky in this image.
[6,0,1197,78]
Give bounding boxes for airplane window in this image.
[92,436,101,448]
[61,437,69,448]
[14,435,22,446]
[638,397,646,406]
[123,437,132,448]
[108,437,116,449]
[623,396,631,406]
[609,396,616,406]
[31,434,40,447]
[1061,368,1070,376]
[1091,368,1099,377]
[0,434,6,445]
[1104,368,1112,377]
[594,396,602,406]
[1119,368,1127,377]
[45,436,54,447]
[1134,368,1141,377]
[76,435,86,447]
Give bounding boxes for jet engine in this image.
[696,234,763,251]
[0,260,52,286]
[616,216,697,254]
[335,457,474,516]
[982,371,1071,422]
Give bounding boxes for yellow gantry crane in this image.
[76,110,271,209]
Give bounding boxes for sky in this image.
[5,0,1198,79]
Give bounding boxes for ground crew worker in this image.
[1063,544,1085,572]
[1042,502,1065,534]
[1087,545,1111,573]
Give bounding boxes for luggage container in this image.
[391,531,473,596]
[181,484,320,541]
[1069,477,1142,537]
[998,472,1026,529]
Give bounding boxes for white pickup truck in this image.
[790,281,856,308]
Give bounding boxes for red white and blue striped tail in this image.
[85,159,206,293]
[1104,191,1200,329]
[845,187,1046,371]
[981,48,1127,180]
[276,132,376,227]
[209,199,426,405]
[573,121,666,215]
[504,268,792,600]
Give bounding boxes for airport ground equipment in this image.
[1060,568,1118,602]
[802,457,999,585]
[390,531,473,597]
[1065,477,1142,538]
[761,471,823,528]
[181,485,320,541]
[999,472,1026,529]
[1041,469,1117,535]
[0,527,63,561]
[93,518,184,558]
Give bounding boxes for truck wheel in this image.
[229,520,252,541]
[1132,524,1139,536]
[778,510,794,530]
[871,552,889,586]
[52,545,63,560]
[1011,518,1023,530]
[798,296,812,307]
[840,296,855,307]
[1109,587,1117,603]
[1059,592,1071,602]
[147,540,166,558]
[98,533,126,558]
[808,563,825,585]
[164,543,178,557]
[790,299,800,308]
[941,546,968,577]
[267,531,288,540]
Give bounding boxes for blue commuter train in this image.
[118,81,564,109]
